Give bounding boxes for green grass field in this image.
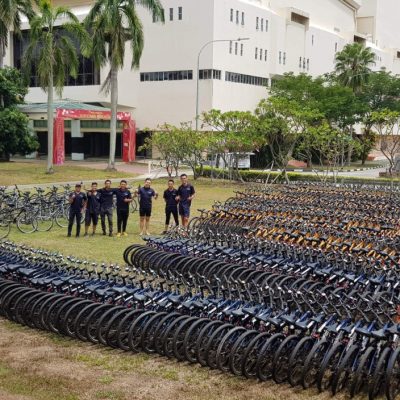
[0,161,134,186]
[7,178,237,263]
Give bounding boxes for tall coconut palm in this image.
[335,43,375,93]
[23,0,90,173]
[0,0,34,68]
[85,0,164,171]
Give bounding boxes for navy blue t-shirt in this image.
[163,189,179,208]
[69,191,87,212]
[178,184,195,205]
[99,188,115,209]
[86,191,101,214]
[115,189,132,211]
[138,187,156,209]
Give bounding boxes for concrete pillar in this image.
[71,119,84,161]
[25,120,37,159]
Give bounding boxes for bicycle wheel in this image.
[385,347,400,400]
[0,221,10,239]
[229,330,259,376]
[331,344,360,395]
[350,346,375,398]
[256,333,285,381]
[35,211,54,232]
[317,342,346,392]
[287,336,315,387]
[54,209,69,228]
[183,318,210,363]
[301,338,330,389]
[16,212,37,234]
[162,315,191,359]
[195,320,224,367]
[216,327,247,373]
[272,334,300,384]
[242,332,270,379]
[369,347,391,400]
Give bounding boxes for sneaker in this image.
[67,233,71,237]
[116,233,121,238]
[122,232,128,237]
[102,231,106,236]
[145,231,150,236]
[76,234,80,238]
[84,233,88,237]
[109,232,113,237]
[139,231,144,236]
[91,232,96,236]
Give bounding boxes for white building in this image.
[4,0,400,158]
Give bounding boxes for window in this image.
[279,51,282,64]
[312,35,314,45]
[255,47,258,60]
[335,42,338,52]
[291,12,309,26]
[299,57,302,68]
[256,17,259,30]
[169,8,173,21]
[229,41,233,54]
[259,48,262,60]
[303,58,306,69]
[266,19,269,32]
[230,8,233,22]
[236,10,239,24]
[307,58,310,71]
[240,43,244,56]
[140,70,193,82]
[178,7,182,20]
[225,70,268,87]
[241,12,245,25]
[261,18,264,32]
[235,42,238,55]
[264,49,268,61]
[283,52,286,65]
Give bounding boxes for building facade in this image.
[4,0,400,158]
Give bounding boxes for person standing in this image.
[163,179,179,234]
[99,179,115,237]
[84,182,101,237]
[136,178,158,236]
[176,174,195,228]
[115,180,133,237]
[67,184,87,237]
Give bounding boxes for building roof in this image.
[18,99,109,114]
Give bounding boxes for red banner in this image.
[56,108,131,121]
[53,116,65,165]
[122,119,136,162]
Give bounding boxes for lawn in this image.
[6,178,237,263]
[0,161,134,186]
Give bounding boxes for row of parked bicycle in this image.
[1,182,400,399]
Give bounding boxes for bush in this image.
[197,166,400,186]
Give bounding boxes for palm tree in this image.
[335,43,375,93]
[0,0,34,68]
[85,0,164,171]
[23,0,90,173]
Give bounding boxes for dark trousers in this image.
[165,207,179,226]
[100,207,113,234]
[117,209,129,233]
[68,210,82,236]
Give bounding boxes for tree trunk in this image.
[47,70,54,174]
[108,66,118,171]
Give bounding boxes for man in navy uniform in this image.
[176,174,195,228]
[136,178,158,235]
[67,183,87,237]
[115,180,133,237]
[99,179,115,237]
[163,179,179,234]
[84,182,101,237]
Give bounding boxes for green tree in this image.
[85,0,164,171]
[334,43,375,93]
[0,67,38,160]
[0,0,34,68]
[23,0,90,173]
[255,97,322,182]
[201,110,260,181]
[370,109,400,175]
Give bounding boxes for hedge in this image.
[196,166,400,186]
